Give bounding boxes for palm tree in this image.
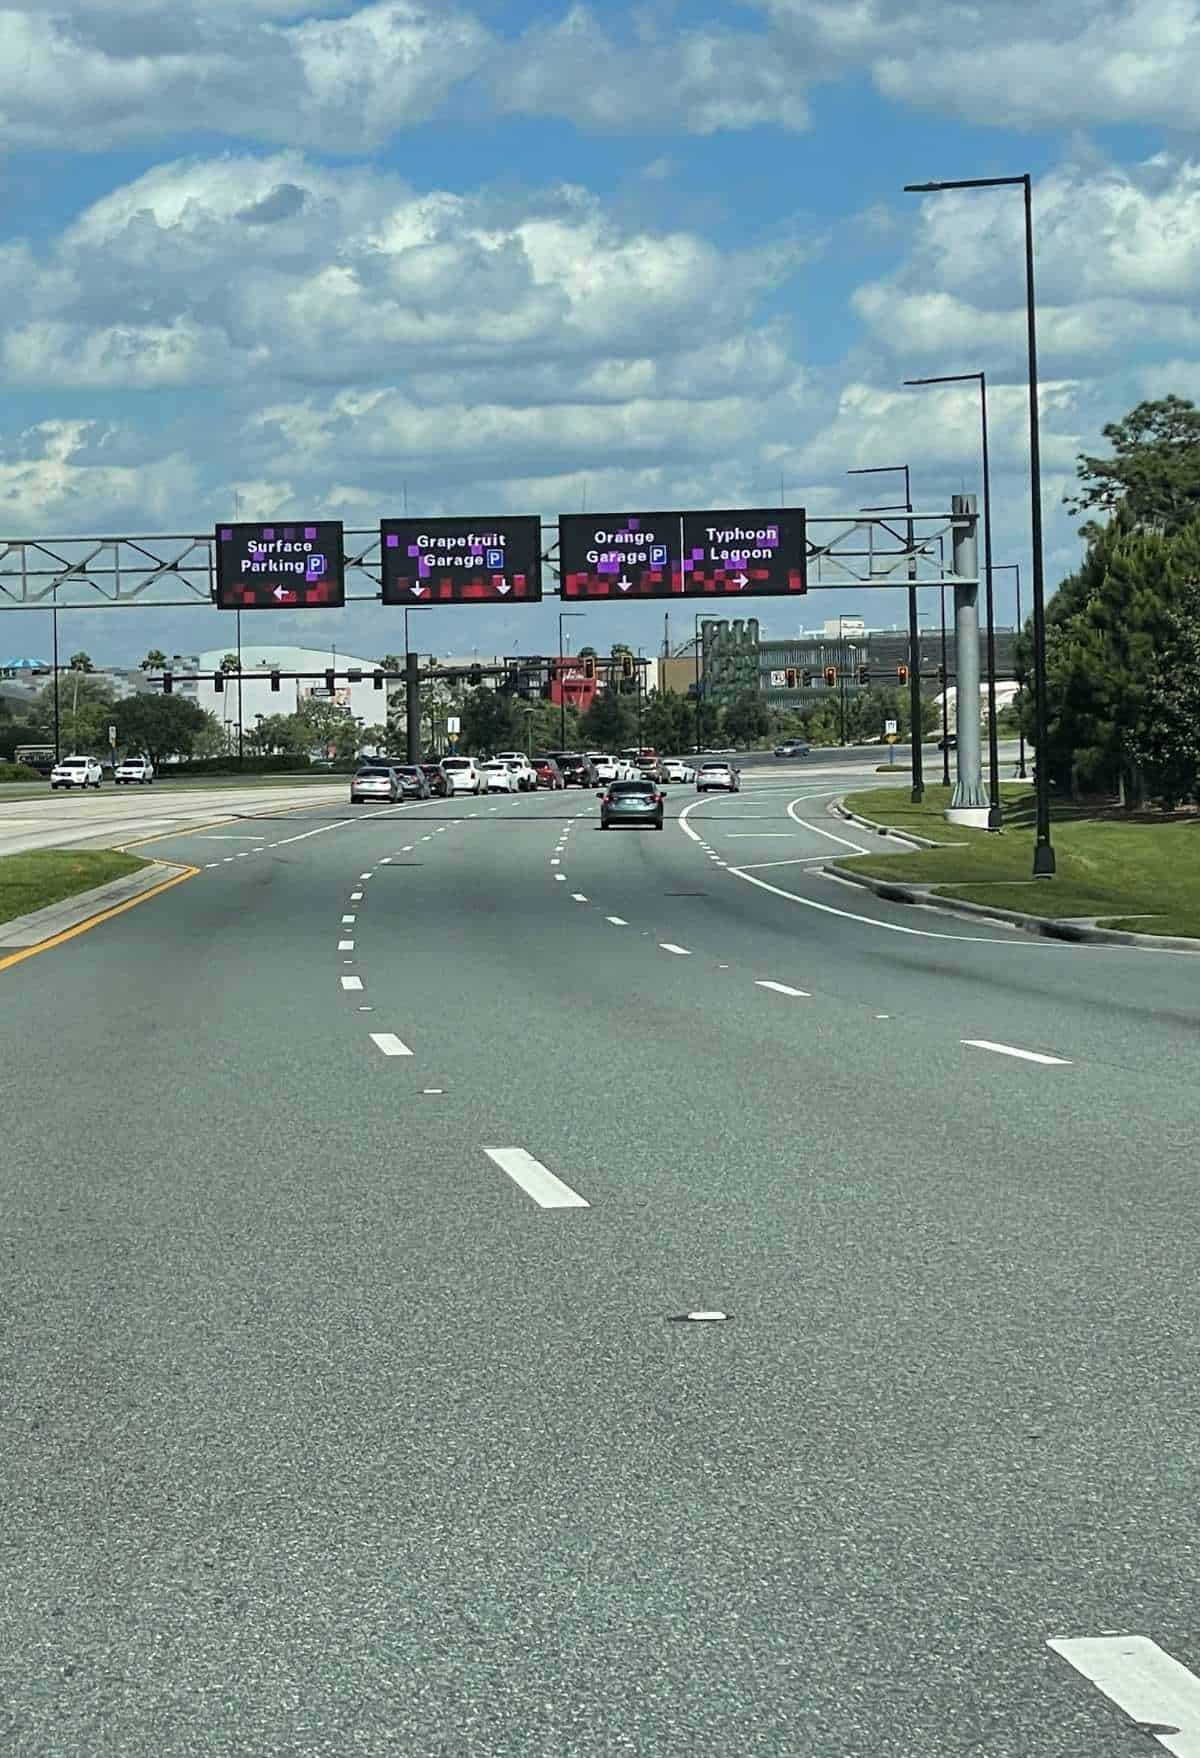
[140,649,167,672]
[220,652,240,673]
[69,651,94,672]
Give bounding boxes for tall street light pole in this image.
[992,563,1026,778]
[693,613,705,755]
[51,583,61,763]
[904,372,1002,829]
[558,610,584,749]
[904,172,1053,874]
[848,465,924,802]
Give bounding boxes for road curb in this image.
[830,796,947,849]
[0,860,193,950]
[827,862,1200,951]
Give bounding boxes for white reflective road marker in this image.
[963,1039,1071,1066]
[1048,1635,1200,1755]
[756,980,810,997]
[572,893,588,902]
[341,976,364,992]
[482,1148,590,1210]
[660,943,691,956]
[370,1033,412,1057]
[555,874,567,882]
[338,939,354,951]
[606,916,628,926]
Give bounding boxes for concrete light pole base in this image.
[945,806,992,829]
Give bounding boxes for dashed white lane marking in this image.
[756,980,811,997]
[237,851,249,857]
[350,890,363,901]
[341,975,364,992]
[204,862,218,869]
[380,858,391,865]
[554,874,567,882]
[659,943,691,956]
[962,1039,1072,1065]
[550,858,560,866]
[370,1032,413,1057]
[727,832,797,838]
[606,916,628,926]
[402,846,413,853]
[482,1148,590,1211]
[1048,1635,1200,1755]
[572,893,588,902]
[339,939,355,951]
[360,871,374,879]
[223,856,234,863]
[421,836,432,842]
[342,914,356,925]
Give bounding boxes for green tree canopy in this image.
[140,649,168,672]
[68,651,94,673]
[1066,396,1200,536]
[112,693,210,763]
[579,687,637,750]
[294,696,361,759]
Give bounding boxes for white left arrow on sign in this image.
[273,584,293,601]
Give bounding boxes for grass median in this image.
[0,849,150,926]
[839,784,1200,938]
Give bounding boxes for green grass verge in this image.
[839,784,1200,938]
[0,849,150,926]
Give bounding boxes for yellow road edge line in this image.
[0,863,200,974]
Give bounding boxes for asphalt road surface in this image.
[3,766,1199,1758]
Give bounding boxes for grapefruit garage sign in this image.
[560,508,806,599]
[381,516,543,604]
[215,521,344,609]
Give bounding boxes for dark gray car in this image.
[599,778,664,830]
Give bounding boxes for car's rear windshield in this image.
[611,780,655,794]
[357,767,392,776]
[62,758,87,766]
[442,759,470,770]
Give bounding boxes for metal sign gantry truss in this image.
[0,513,978,610]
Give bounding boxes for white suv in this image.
[50,755,102,790]
[115,755,154,785]
[441,757,484,796]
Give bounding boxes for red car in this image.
[531,756,566,790]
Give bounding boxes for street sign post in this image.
[214,522,344,609]
[108,724,117,745]
[559,508,806,599]
[446,715,461,735]
[885,718,898,735]
[381,516,542,604]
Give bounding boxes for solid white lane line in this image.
[734,856,838,871]
[785,797,870,853]
[338,939,355,951]
[727,832,797,838]
[482,1148,590,1211]
[341,976,364,992]
[606,916,627,926]
[659,943,691,956]
[756,980,811,997]
[962,1039,1072,1065]
[370,1032,413,1057]
[730,864,1028,945]
[572,893,588,902]
[1048,1635,1200,1755]
[342,914,356,924]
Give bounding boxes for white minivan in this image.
[440,757,484,796]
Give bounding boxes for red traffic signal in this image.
[824,665,837,687]
[897,663,909,685]
[785,667,797,688]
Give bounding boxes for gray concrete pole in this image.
[406,651,421,764]
[948,493,987,819]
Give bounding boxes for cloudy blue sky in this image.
[2,0,1197,666]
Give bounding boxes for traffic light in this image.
[469,665,483,687]
[897,663,909,685]
[583,656,595,680]
[824,665,837,688]
[162,671,173,695]
[857,664,870,685]
[270,670,281,692]
[621,654,633,681]
[373,671,385,691]
[347,668,362,684]
[785,667,797,689]
[801,669,813,687]
[325,668,336,694]
[213,671,224,693]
